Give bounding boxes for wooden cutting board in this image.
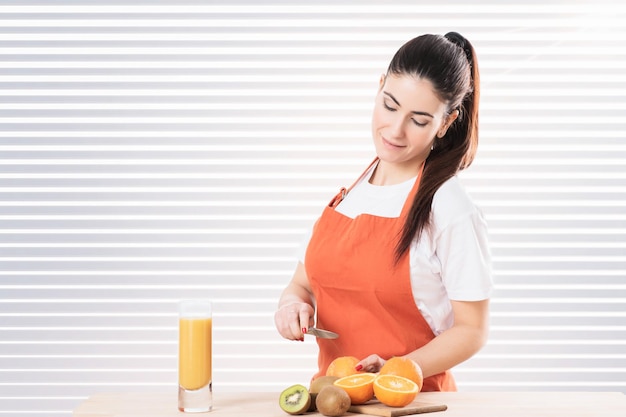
[349,400,447,416]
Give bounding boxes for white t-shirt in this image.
[299,164,493,335]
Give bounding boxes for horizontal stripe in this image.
[3,326,626,332]
[0,18,621,27]
[1,173,624,179]
[0,4,617,13]
[1,89,625,97]
[1,104,624,112]
[1,60,625,70]
[0,144,624,151]
[0,74,624,82]
[0,32,624,41]
[0,201,622,208]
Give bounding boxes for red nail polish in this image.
[355,364,363,371]
[302,327,307,334]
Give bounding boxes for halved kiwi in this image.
[278,384,311,415]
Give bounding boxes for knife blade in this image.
[306,327,339,339]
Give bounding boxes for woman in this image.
[274,32,492,391]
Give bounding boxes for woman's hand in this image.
[275,262,316,341]
[355,354,387,373]
[274,302,315,341]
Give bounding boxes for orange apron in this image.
[305,159,456,391]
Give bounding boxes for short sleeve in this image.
[436,210,493,300]
[430,178,493,301]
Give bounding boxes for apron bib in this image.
[305,159,456,391]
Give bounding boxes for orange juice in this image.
[178,317,212,390]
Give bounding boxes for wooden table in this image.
[73,391,626,417]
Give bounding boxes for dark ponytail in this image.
[391,32,480,263]
[443,31,480,170]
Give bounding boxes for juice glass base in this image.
[178,381,212,413]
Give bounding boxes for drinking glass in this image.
[178,300,212,412]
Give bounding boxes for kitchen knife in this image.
[306,327,339,339]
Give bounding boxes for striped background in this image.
[0,0,625,415]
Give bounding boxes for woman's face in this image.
[371,73,455,170]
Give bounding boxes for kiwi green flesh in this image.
[279,384,311,415]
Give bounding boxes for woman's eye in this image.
[412,119,427,127]
[383,102,395,111]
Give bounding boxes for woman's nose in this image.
[389,115,405,138]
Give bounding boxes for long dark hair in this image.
[391,32,480,262]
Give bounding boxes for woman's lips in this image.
[382,137,404,149]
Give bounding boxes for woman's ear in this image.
[437,109,460,138]
[378,73,386,91]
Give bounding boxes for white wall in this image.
[0,0,624,415]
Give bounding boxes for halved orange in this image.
[373,374,419,407]
[333,372,376,405]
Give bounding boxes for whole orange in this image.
[379,357,423,391]
[326,356,362,378]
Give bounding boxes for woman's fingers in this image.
[299,309,314,337]
[275,303,312,341]
[356,354,387,373]
[287,306,305,341]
